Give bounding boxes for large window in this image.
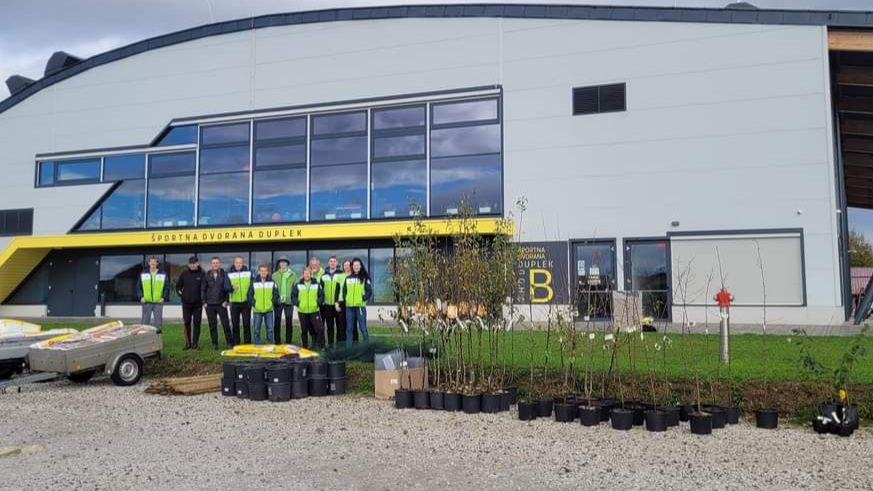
[99,255,144,303]
[38,158,101,186]
[430,98,502,216]
[253,117,306,223]
[370,248,395,303]
[198,123,250,226]
[371,105,426,218]
[310,111,367,221]
[147,152,196,228]
[81,154,146,230]
[165,253,193,303]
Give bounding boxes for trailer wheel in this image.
[67,370,97,384]
[0,367,14,380]
[111,355,143,386]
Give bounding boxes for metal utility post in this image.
[714,288,734,364]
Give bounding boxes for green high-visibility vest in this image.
[140,272,166,303]
[312,267,325,281]
[228,270,252,303]
[343,277,367,307]
[252,281,275,313]
[272,270,297,305]
[320,270,342,304]
[296,282,321,314]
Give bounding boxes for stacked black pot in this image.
[395,388,516,414]
[221,359,346,403]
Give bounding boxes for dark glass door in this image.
[624,239,670,320]
[573,240,616,319]
[48,254,98,316]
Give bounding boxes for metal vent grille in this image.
[598,83,626,113]
[572,86,599,115]
[572,83,626,116]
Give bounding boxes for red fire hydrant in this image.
[713,288,734,364]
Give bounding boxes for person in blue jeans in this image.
[338,257,372,348]
[248,265,278,345]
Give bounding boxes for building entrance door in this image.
[573,240,616,319]
[624,239,670,320]
[47,254,98,317]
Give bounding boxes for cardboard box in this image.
[374,367,427,399]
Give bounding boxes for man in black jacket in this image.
[175,256,204,350]
[201,256,233,350]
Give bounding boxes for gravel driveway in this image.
[2,378,872,491]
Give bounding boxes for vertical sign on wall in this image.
[515,242,570,304]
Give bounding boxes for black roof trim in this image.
[2,3,872,116]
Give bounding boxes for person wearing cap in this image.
[136,255,170,329]
[227,255,253,346]
[272,256,298,344]
[175,256,204,350]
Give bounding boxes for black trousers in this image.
[273,304,294,345]
[181,302,202,347]
[298,311,325,350]
[337,301,356,342]
[321,305,340,345]
[230,302,251,345]
[205,304,232,348]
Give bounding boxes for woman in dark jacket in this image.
[339,257,372,348]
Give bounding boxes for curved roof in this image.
[2,3,872,116]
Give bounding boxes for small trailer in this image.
[0,324,162,392]
[0,329,78,380]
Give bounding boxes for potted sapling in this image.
[642,328,667,432]
[553,307,578,422]
[753,243,779,429]
[578,326,601,426]
[608,328,634,431]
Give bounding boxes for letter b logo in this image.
[529,269,554,303]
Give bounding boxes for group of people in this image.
[136,253,372,351]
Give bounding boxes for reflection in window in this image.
[199,252,246,272]
[102,180,145,229]
[38,161,54,186]
[99,255,144,302]
[374,135,425,159]
[56,159,101,183]
[374,106,425,129]
[104,155,145,180]
[253,168,306,223]
[165,253,194,303]
[433,99,498,125]
[431,125,500,158]
[199,146,250,174]
[147,175,195,227]
[371,160,425,218]
[255,144,306,168]
[198,174,249,225]
[251,251,273,272]
[370,248,394,303]
[200,123,250,145]
[311,136,367,166]
[309,249,368,275]
[149,152,195,176]
[198,123,250,225]
[155,125,197,146]
[431,154,502,216]
[310,164,367,220]
[272,250,307,276]
[255,117,306,141]
[313,112,366,135]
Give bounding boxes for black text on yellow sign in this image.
[150,228,304,244]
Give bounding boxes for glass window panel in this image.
[311,136,367,166]
[255,117,306,141]
[147,175,195,227]
[165,253,195,303]
[56,159,101,182]
[198,252,246,274]
[271,250,307,277]
[149,152,195,176]
[198,173,250,226]
[374,106,425,129]
[431,124,500,158]
[254,143,306,168]
[79,209,101,231]
[99,255,144,303]
[370,248,394,303]
[310,163,367,221]
[253,168,306,224]
[313,111,366,135]
[574,242,616,319]
[6,261,49,304]
[309,249,368,273]
[102,180,145,229]
[373,134,425,159]
[371,160,426,218]
[199,145,250,174]
[430,154,502,216]
[104,154,145,181]
[156,125,197,146]
[38,161,54,186]
[433,99,498,125]
[251,251,273,272]
[200,122,250,145]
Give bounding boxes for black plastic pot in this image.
[723,406,740,425]
[505,386,518,405]
[395,389,413,409]
[537,399,554,418]
[243,365,267,384]
[676,402,694,422]
[267,364,291,384]
[235,381,249,399]
[610,408,634,430]
[518,400,538,421]
[662,406,680,427]
[689,412,712,435]
[819,401,836,419]
[290,361,308,380]
[626,403,646,426]
[328,377,346,395]
[482,393,502,414]
[755,409,779,429]
[596,400,614,421]
[291,379,307,399]
[308,377,328,397]
[578,405,600,426]
[812,418,830,434]
[327,361,346,378]
[413,390,430,409]
[846,404,860,430]
[444,393,462,412]
[838,424,855,437]
[645,410,668,432]
[429,391,445,410]
[554,402,576,422]
[462,394,481,414]
[267,382,291,402]
[234,362,250,381]
[221,377,234,397]
[706,407,727,429]
[499,391,512,412]
[249,383,268,401]
[308,360,329,378]
[222,362,237,381]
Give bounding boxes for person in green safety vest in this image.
[340,257,372,348]
[320,255,344,346]
[272,256,298,345]
[248,264,278,345]
[292,267,325,350]
[309,256,325,281]
[227,256,252,346]
[135,255,170,329]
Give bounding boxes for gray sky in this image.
[1,0,870,85]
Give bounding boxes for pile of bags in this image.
[30,321,157,351]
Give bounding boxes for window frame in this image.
[37,158,102,187]
[309,110,369,222]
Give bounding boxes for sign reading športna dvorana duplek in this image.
[150,228,303,244]
[514,241,570,304]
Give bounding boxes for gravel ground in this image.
[2,378,872,491]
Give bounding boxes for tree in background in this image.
[849,230,873,267]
